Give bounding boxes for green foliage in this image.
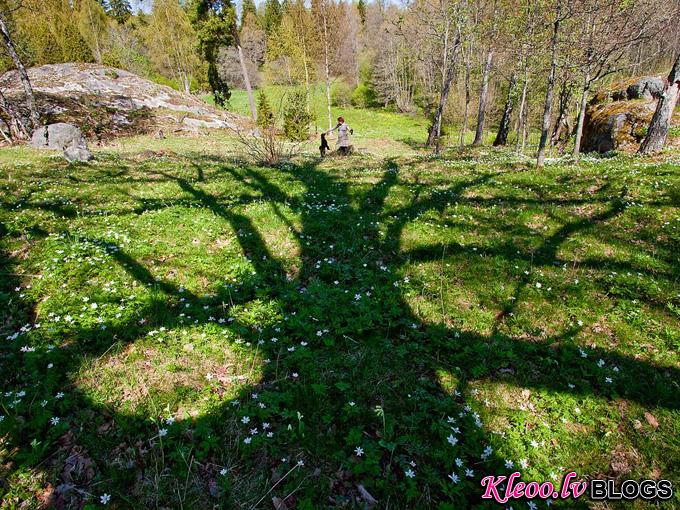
[189,0,236,106]
[78,0,109,62]
[107,0,132,23]
[143,0,201,93]
[208,63,230,106]
[357,0,367,25]
[1,138,679,508]
[241,0,259,27]
[58,23,94,63]
[0,135,679,507]
[283,89,311,140]
[351,82,378,108]
[10,0,94,66]
[263,0,283,35]
[331,81,354,107]
[100,50,121,68]
[669,184,680,206]
[256,91,275,128]
[220,84,428,144]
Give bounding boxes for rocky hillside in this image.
[0,63,245,143]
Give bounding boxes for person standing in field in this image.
[326,116,353,155]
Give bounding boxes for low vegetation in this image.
[1,135,678,508]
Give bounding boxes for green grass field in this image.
[213,85,550,154]
[209,85,441,150]
[1,132,679,509]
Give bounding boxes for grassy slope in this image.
[208,85,443,150]
[0,134,679,509]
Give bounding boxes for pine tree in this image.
[189,0,235,107]
[108,0,132,24]
[12,0,94,66]
[241,0,258,28]
[283,89,311,141]
[263,0,282,36]
[256,91,275,128]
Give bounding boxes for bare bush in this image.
[231,125,306,166]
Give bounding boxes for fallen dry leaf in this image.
[644,412,659,429]
[37,483,56,509]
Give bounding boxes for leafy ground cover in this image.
[0,135,679,509]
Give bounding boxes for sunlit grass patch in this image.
[77,329,262,418]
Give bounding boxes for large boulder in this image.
[580,100,656,153]
[31,123,93,163]
[31,123,86,150]
[581,76,665,153]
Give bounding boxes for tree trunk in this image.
[0,12,40,131]
[536,1,561,168]
[550,79,570,150]
[427,35,461,152]
[493,71,517,146]
[515,67,529,153]
[473,48,493,146]
[0,88,28,140]
[321,2,333,131]
[638,53,680,154]
[573,71,590,160]
[301,38,311,115]
[233,28,257,121]
[459,45,472,147]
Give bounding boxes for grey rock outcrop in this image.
[0,63,243,141]
[624,77,665,101]
[31,123,86,150]
[31,123,93,162]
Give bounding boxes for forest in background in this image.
[0,0,679,158]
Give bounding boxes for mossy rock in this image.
[581,75,669,154]
[581,99,655,153]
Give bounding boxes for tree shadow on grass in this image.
[1,152,679,509]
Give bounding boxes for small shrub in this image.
[101,51,123,69]
[331,81,354,107]
[283,90,312,142]
[104,69,119,80]
[351,83,377,108]
[233,125,302,166]
[256,91,275,129]
[427,119,451,141]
